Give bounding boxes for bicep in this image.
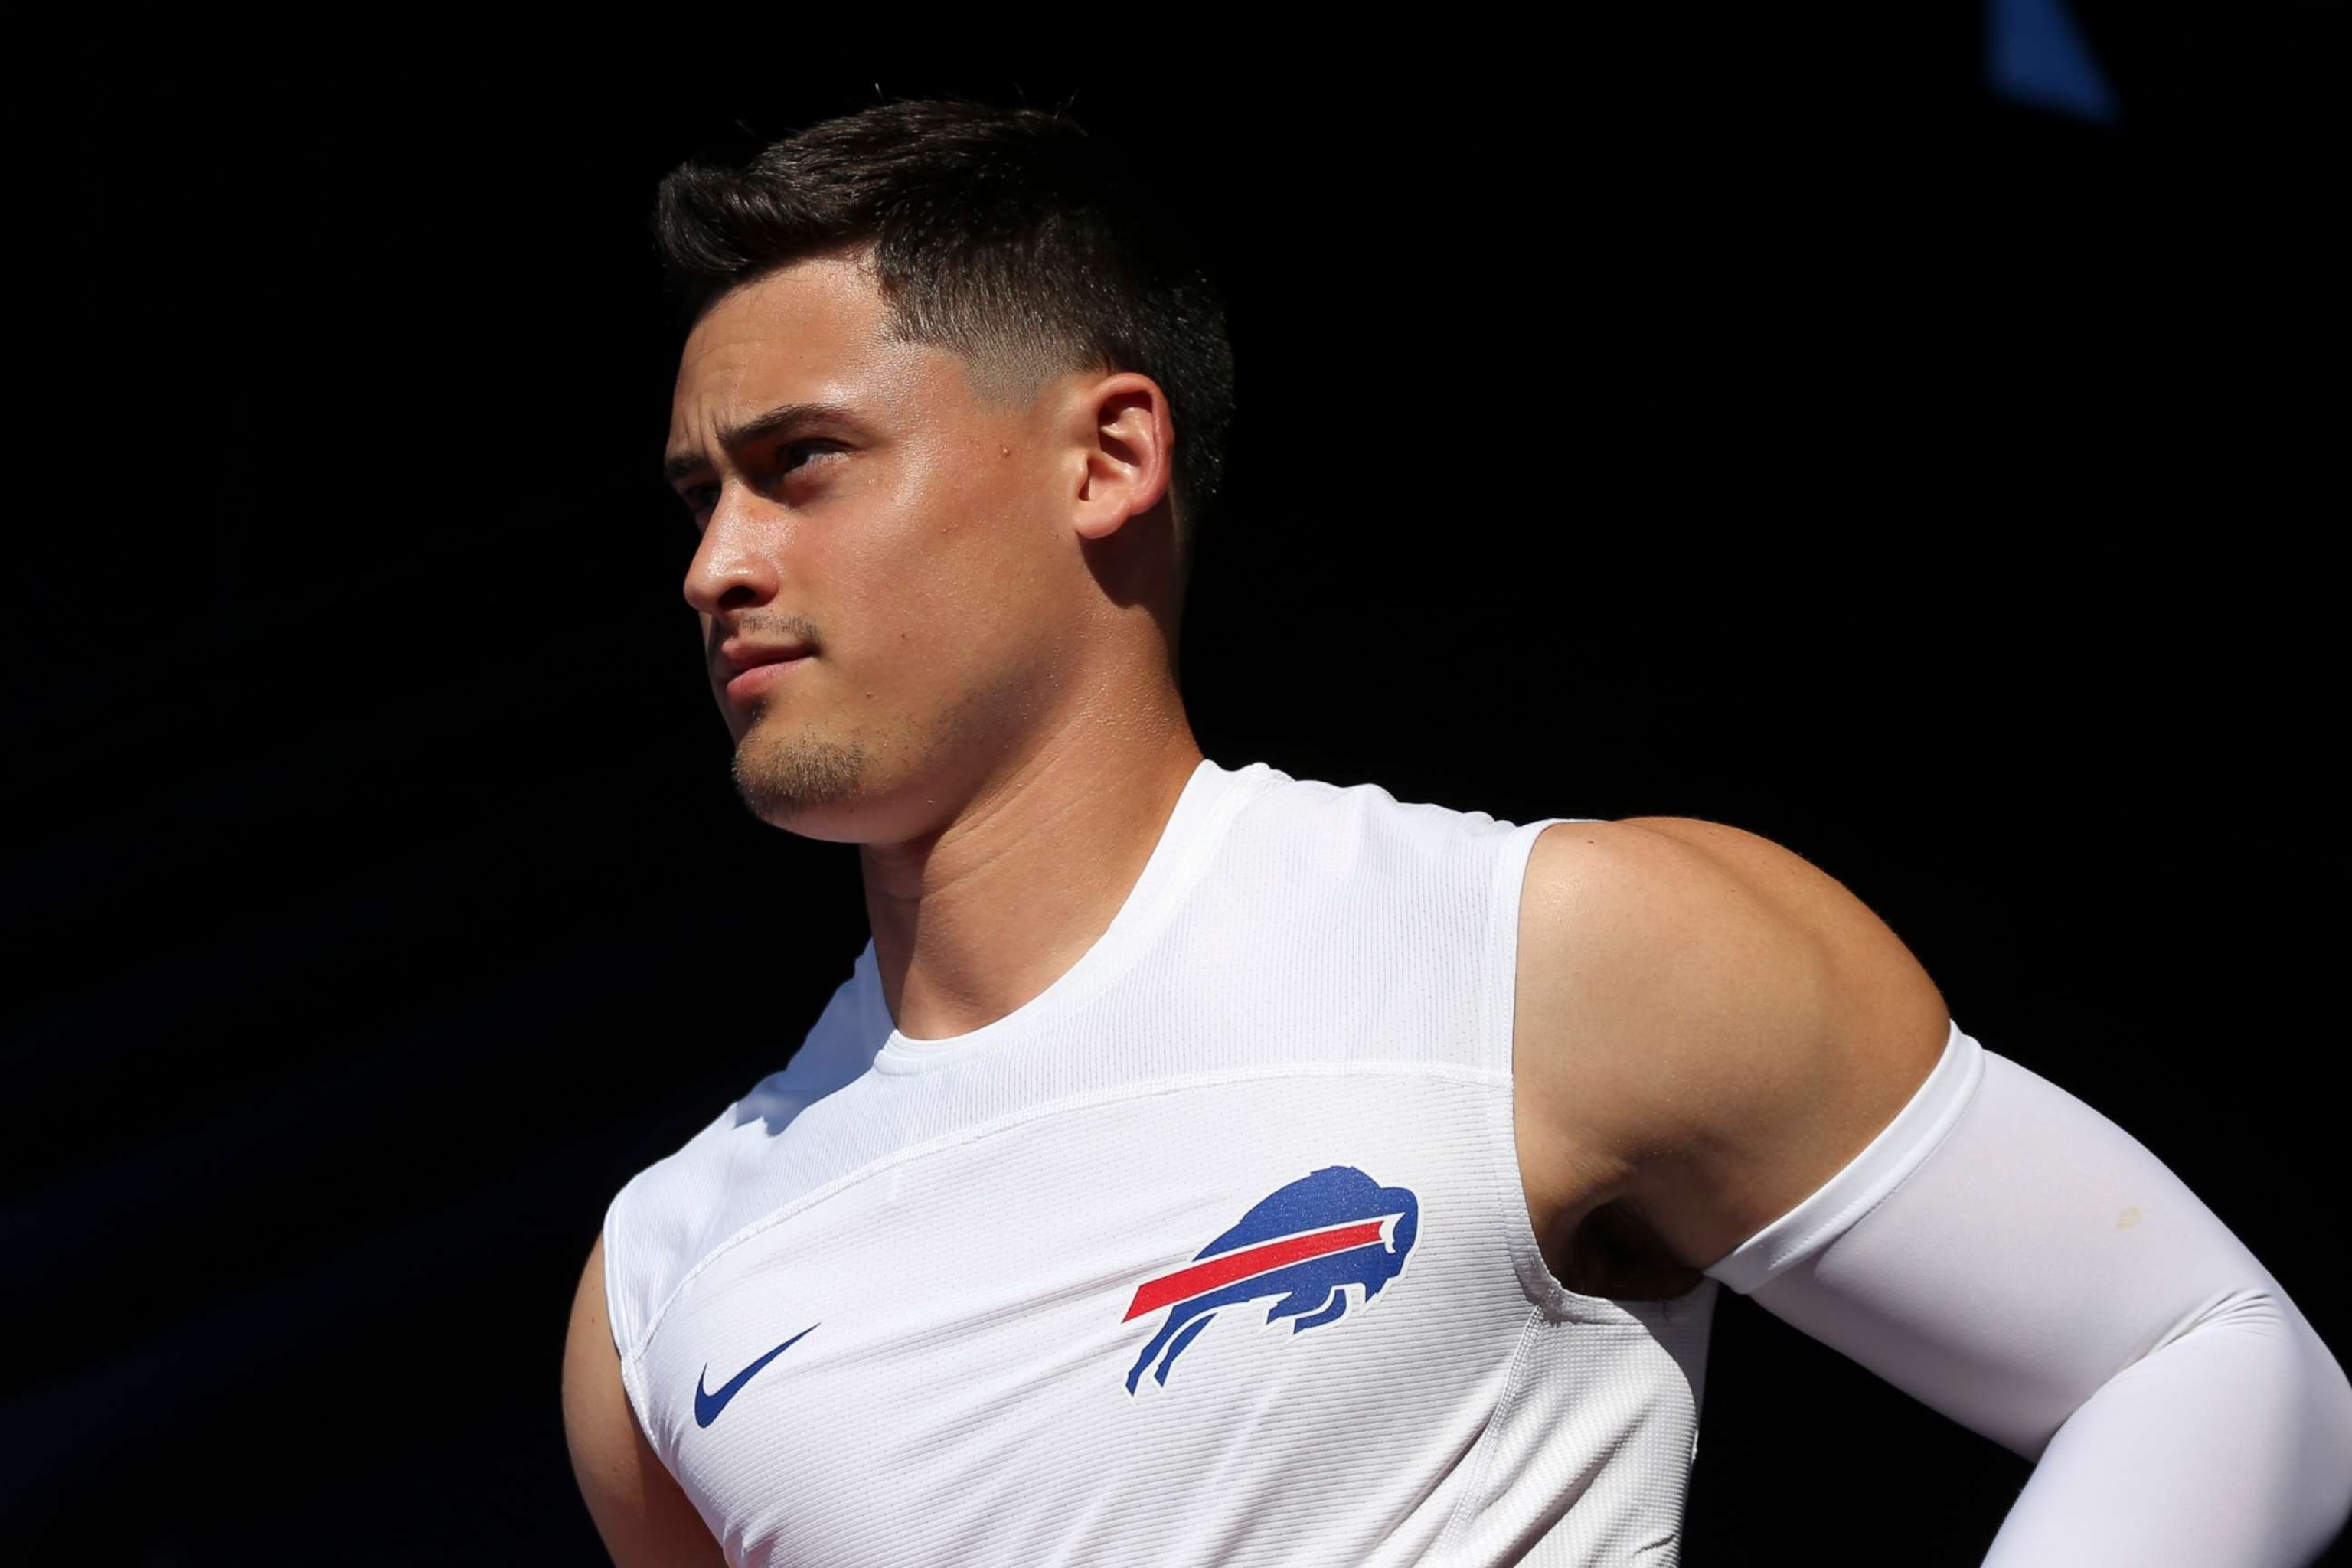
[563,1235,728,1568]
[1516,816,1952,1269]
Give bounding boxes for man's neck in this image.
[858,712,1206,1042]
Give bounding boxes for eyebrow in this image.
[662,400,861,485]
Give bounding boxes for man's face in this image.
[665,253,1080,843]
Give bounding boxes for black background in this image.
[6,11,2343,1564]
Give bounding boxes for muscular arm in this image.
[1514,818,2352,1563]
[562,1235,729,1568]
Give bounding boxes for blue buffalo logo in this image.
[1122,1165,1419,1393]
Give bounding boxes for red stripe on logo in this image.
[1124,1220,1390,1322]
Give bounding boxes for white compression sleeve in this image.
[1701,1021,2352,1566]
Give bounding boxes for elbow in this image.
[2312,1316,2352,1536]
[2239,1285,2352,1550]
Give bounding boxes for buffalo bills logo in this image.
[1123,1165,1419,1393]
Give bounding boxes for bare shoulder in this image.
[1513,816,1952,1282]
[562,1234,726,1568]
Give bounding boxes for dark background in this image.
[6,8,2341,1563]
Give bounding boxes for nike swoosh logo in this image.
[693,1323,818,1429]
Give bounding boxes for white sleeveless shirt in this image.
[602,758,1720,1566]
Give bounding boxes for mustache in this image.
[710,613,822,661]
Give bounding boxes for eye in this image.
[675,439,844,531]
[776,439,838,476]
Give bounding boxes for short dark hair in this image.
[653,99,1236,577]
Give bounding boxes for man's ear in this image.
[1068,371,1175,541]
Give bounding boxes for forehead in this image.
[668,253,943,445]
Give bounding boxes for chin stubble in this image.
[730,725,871,822]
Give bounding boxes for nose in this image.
[681,482,784,622]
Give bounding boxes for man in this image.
[561,100,2352,1566]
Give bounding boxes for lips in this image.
[716,642,813,679]
[717,643,813,705]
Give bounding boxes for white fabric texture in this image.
[1704,1025,2352,1564]
[602,759,1720,1566]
